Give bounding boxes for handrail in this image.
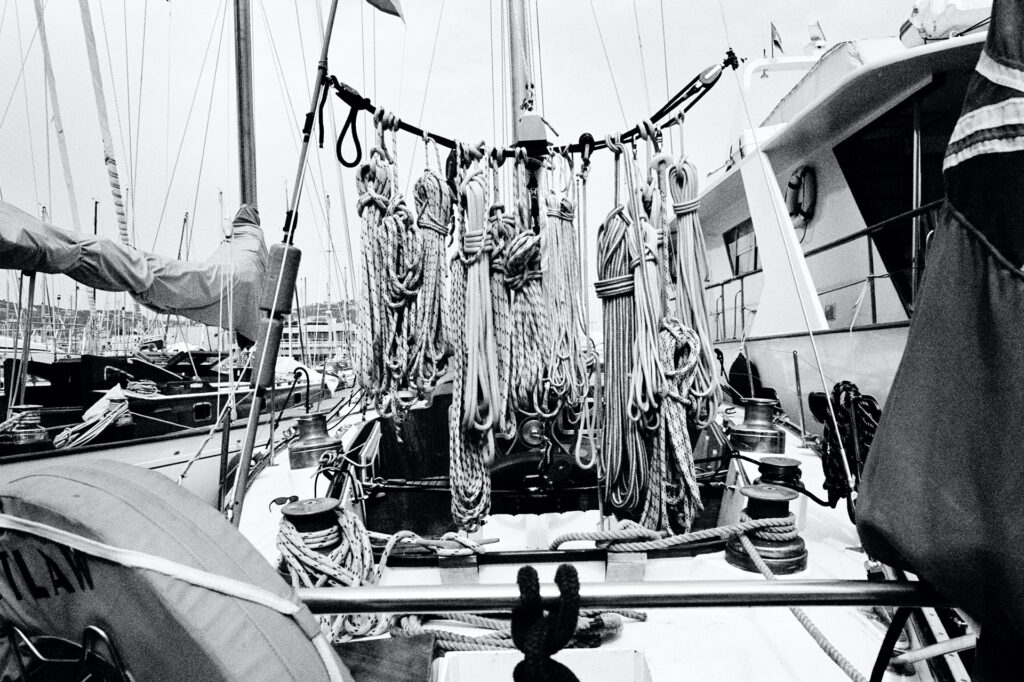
[803,199,944,259]
[704,199,945,293]
[298,579,947,615]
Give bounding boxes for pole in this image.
[34,1,82,234]
[297,579,948,615]
[507,0,533,121]
[793,350,806,445]
[234,0,258,207]
[16,274,36,408]
[231,0,342,527]
[910,98,921,308]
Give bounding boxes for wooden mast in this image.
[234,0,258,207]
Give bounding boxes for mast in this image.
[34,0,82,234]
[230,0,343,526]
[234,0,258,206]
[506,1,547,157]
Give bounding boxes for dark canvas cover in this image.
[857,1,1024,676]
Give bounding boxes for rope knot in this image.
[504,232,542,290]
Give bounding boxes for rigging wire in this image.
[130,0,149,235]
[256,0,333,240]
[402,0,447,196]
[631,1,652,114]
[530,0,545,115]
[186,0,228,243]
[713,1,855,501]
[587,0,628,127]
[659,0,673,157]
[0,2,41,132]
[150,0,227,250]
[12,1,40,210]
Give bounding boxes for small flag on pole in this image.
[771,23,784,56]
[366,0,404,21]
[809,20,827,43]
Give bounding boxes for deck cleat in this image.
[725,484,807,575]
[727,398,785,454]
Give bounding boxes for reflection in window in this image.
[723,218,759,277]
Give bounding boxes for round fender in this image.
[785,165,817,225]
[0,460,351,682]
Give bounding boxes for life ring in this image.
[785,165,817,225]
[0,460,352,682]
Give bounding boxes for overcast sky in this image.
[0,0,910,312]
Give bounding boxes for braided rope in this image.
[448,166,494,531]
[489,204,516,438]
[410,167,453,392]
[506,157,553,418]
[738,534,868,682]
[548,514,797,552]
[642,319,705,531]
[542,190,589,412]
[596,205,645,514]
[668,157,721,429]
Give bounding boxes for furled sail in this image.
[0,202,267,344]
[858,0,1024,676]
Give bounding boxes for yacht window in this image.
[723,219,759,277]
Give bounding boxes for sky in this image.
[0,0,911,313]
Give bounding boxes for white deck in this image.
[240,414,925,682]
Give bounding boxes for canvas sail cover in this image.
[857,0,1024,675]
[0,202,267,344]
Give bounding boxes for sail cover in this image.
[858,0,1024,676]
[0,202,267,344]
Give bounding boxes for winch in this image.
[0,405,52,454]
[280,497,342,553]
[287,412,342,499]
[725,484,807,575]
[727,397,785,454]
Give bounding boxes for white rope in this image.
[669,150,722,429]
[542,156,589,413]
[449,153,494,531]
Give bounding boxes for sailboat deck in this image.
[241,411,925,681]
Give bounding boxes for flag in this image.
[366,0,403,21]
[857,0,1024,676]
[770,23,783,55]
[808,20,826,43]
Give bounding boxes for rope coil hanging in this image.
[507,151,553,418]
[448,153,496,531]
[355,114,424,419]
[542,153,590,414]
[409,138,453,393]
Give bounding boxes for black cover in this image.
[857,1,1024,676]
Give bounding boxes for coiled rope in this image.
[668,151,720,429]
[507,151,553,418]
[641,319,705,531]
[409,139,453,392]
[356,113,423,419]
[542,156,589,413]
[53,400,129,449]
[487,155,516,438]
[448,153,495,531]
[595,199,644,514]
[277,509,486,643]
